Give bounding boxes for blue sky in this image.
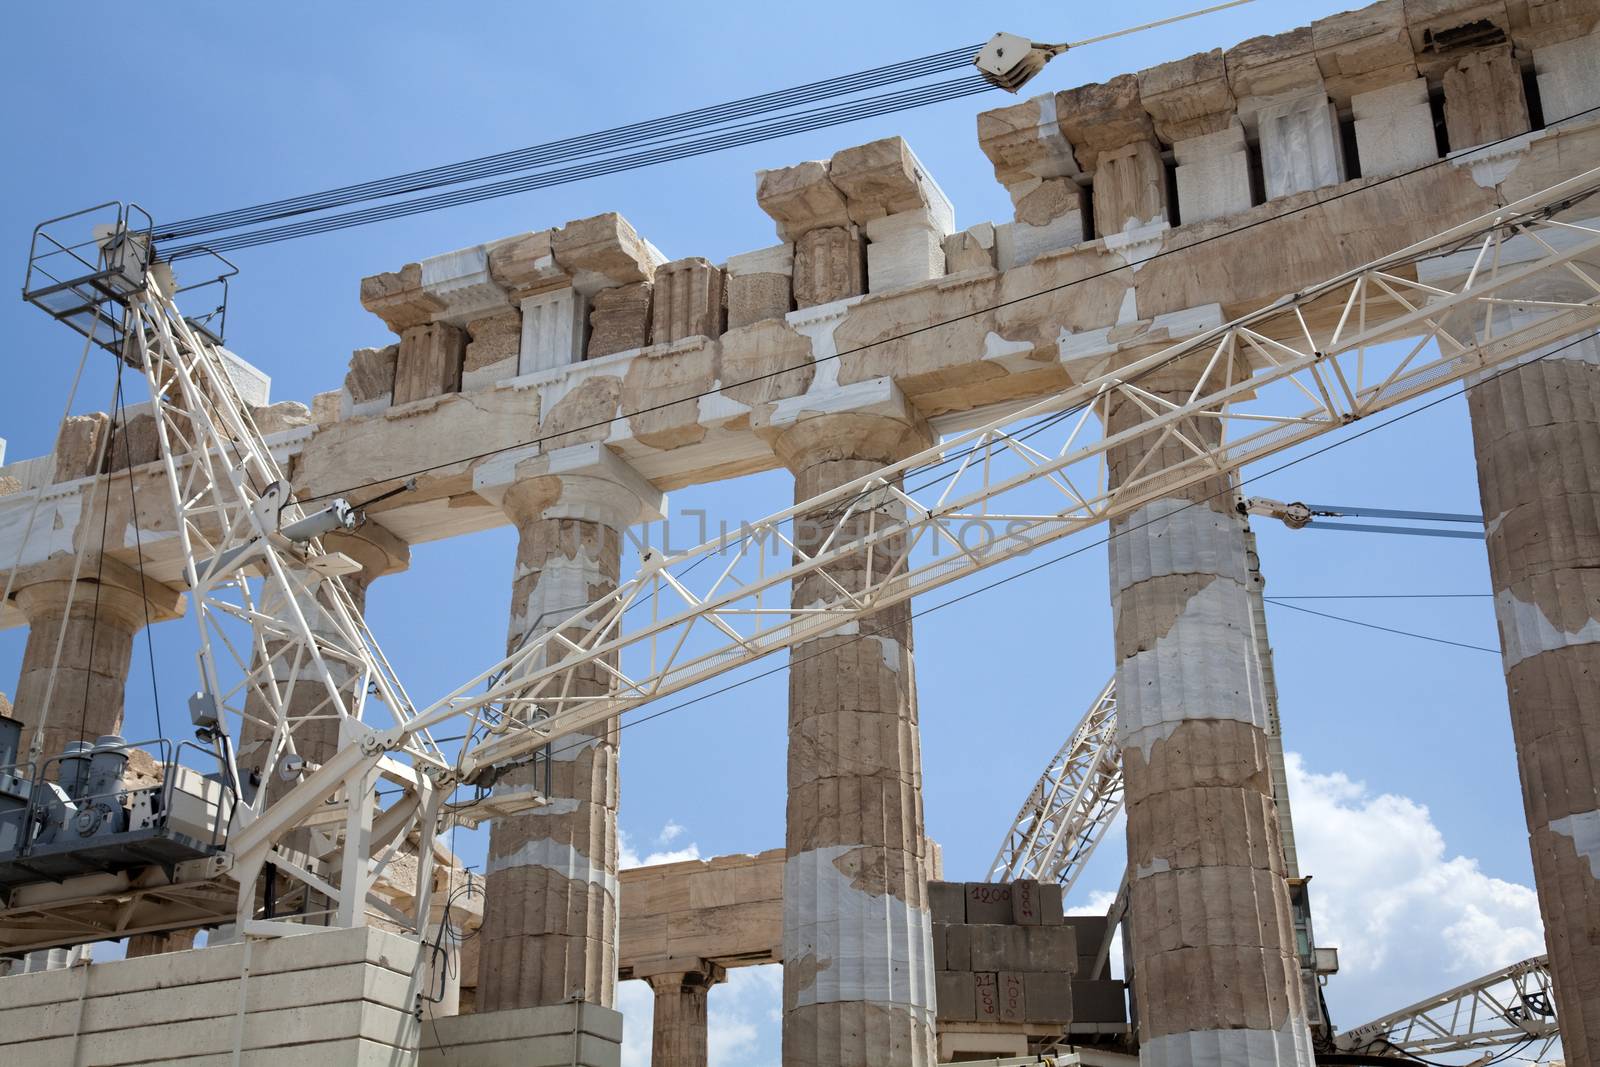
[0,3,1548,1063]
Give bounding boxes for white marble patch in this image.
[487,836,619,901]
[1550,809,1600,879]
[783,844,936,1014]
[1494,588,1600,670]
[1114,575,1263,759]
[1141,1016,1315,1067]
[1109,499,1251,592]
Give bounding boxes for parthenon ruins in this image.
[2,0,1599,1064]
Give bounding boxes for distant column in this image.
[645,960,725,1067]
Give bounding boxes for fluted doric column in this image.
[7,556,183,769]
[1466,329,1600,1061]
[1104,355,1313,1066]
[644,959,725,1067]
[475,443,663,1011]
[771,393,937,1067]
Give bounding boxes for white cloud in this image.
[619,826,702,869]
[710,966,781,1066]
[1286,752,1545,1028]
[618,979,654,1067]
[660,821,686,844]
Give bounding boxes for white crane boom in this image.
[1336,954,1560,1059]
[986,679,1120,892]
[128,166,1600,937]
[9,168,1600,948]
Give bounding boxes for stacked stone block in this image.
[757,136,952,307]
[927,879,1128,1037]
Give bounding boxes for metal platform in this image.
[0,824,219,893]
[22,201,235,358]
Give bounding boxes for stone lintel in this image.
[1059,304,1228,384]
[1138,49,1239,143]
[756,159,851,242]
[552,212,665,296]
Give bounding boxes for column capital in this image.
[323,520,410,585]
[6,555,185,630]
[474,442,665,530]
[762,379,932,473]
[637,956,727,989]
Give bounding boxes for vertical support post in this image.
[772,398,937,1067]
[1104,354,1313,1066]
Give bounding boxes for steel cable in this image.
[167,75,992,257]
[157,45,983,241]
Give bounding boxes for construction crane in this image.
[1334,954,1560,1063]
[986,678,1120,895]
[3,166,1599,956]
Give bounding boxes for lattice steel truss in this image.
[426,170,1600,763]
[120,282,454,936]
[1336,954,1560,1060]
[234,167,1600,937]
[986,678,1121,892]
[16,169,1600,947]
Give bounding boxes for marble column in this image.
[475,443,663,1012]
[1104,355,1312,1066]
[644,960,725,1067]
[234,522,410,795]
[7,556,183,768]
[772,398,936,1067]
[1466,331,1600,1061]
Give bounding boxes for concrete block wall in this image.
[420,1002,624,1067]
[927,879,1128,1035]
[0,926,425,1067]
